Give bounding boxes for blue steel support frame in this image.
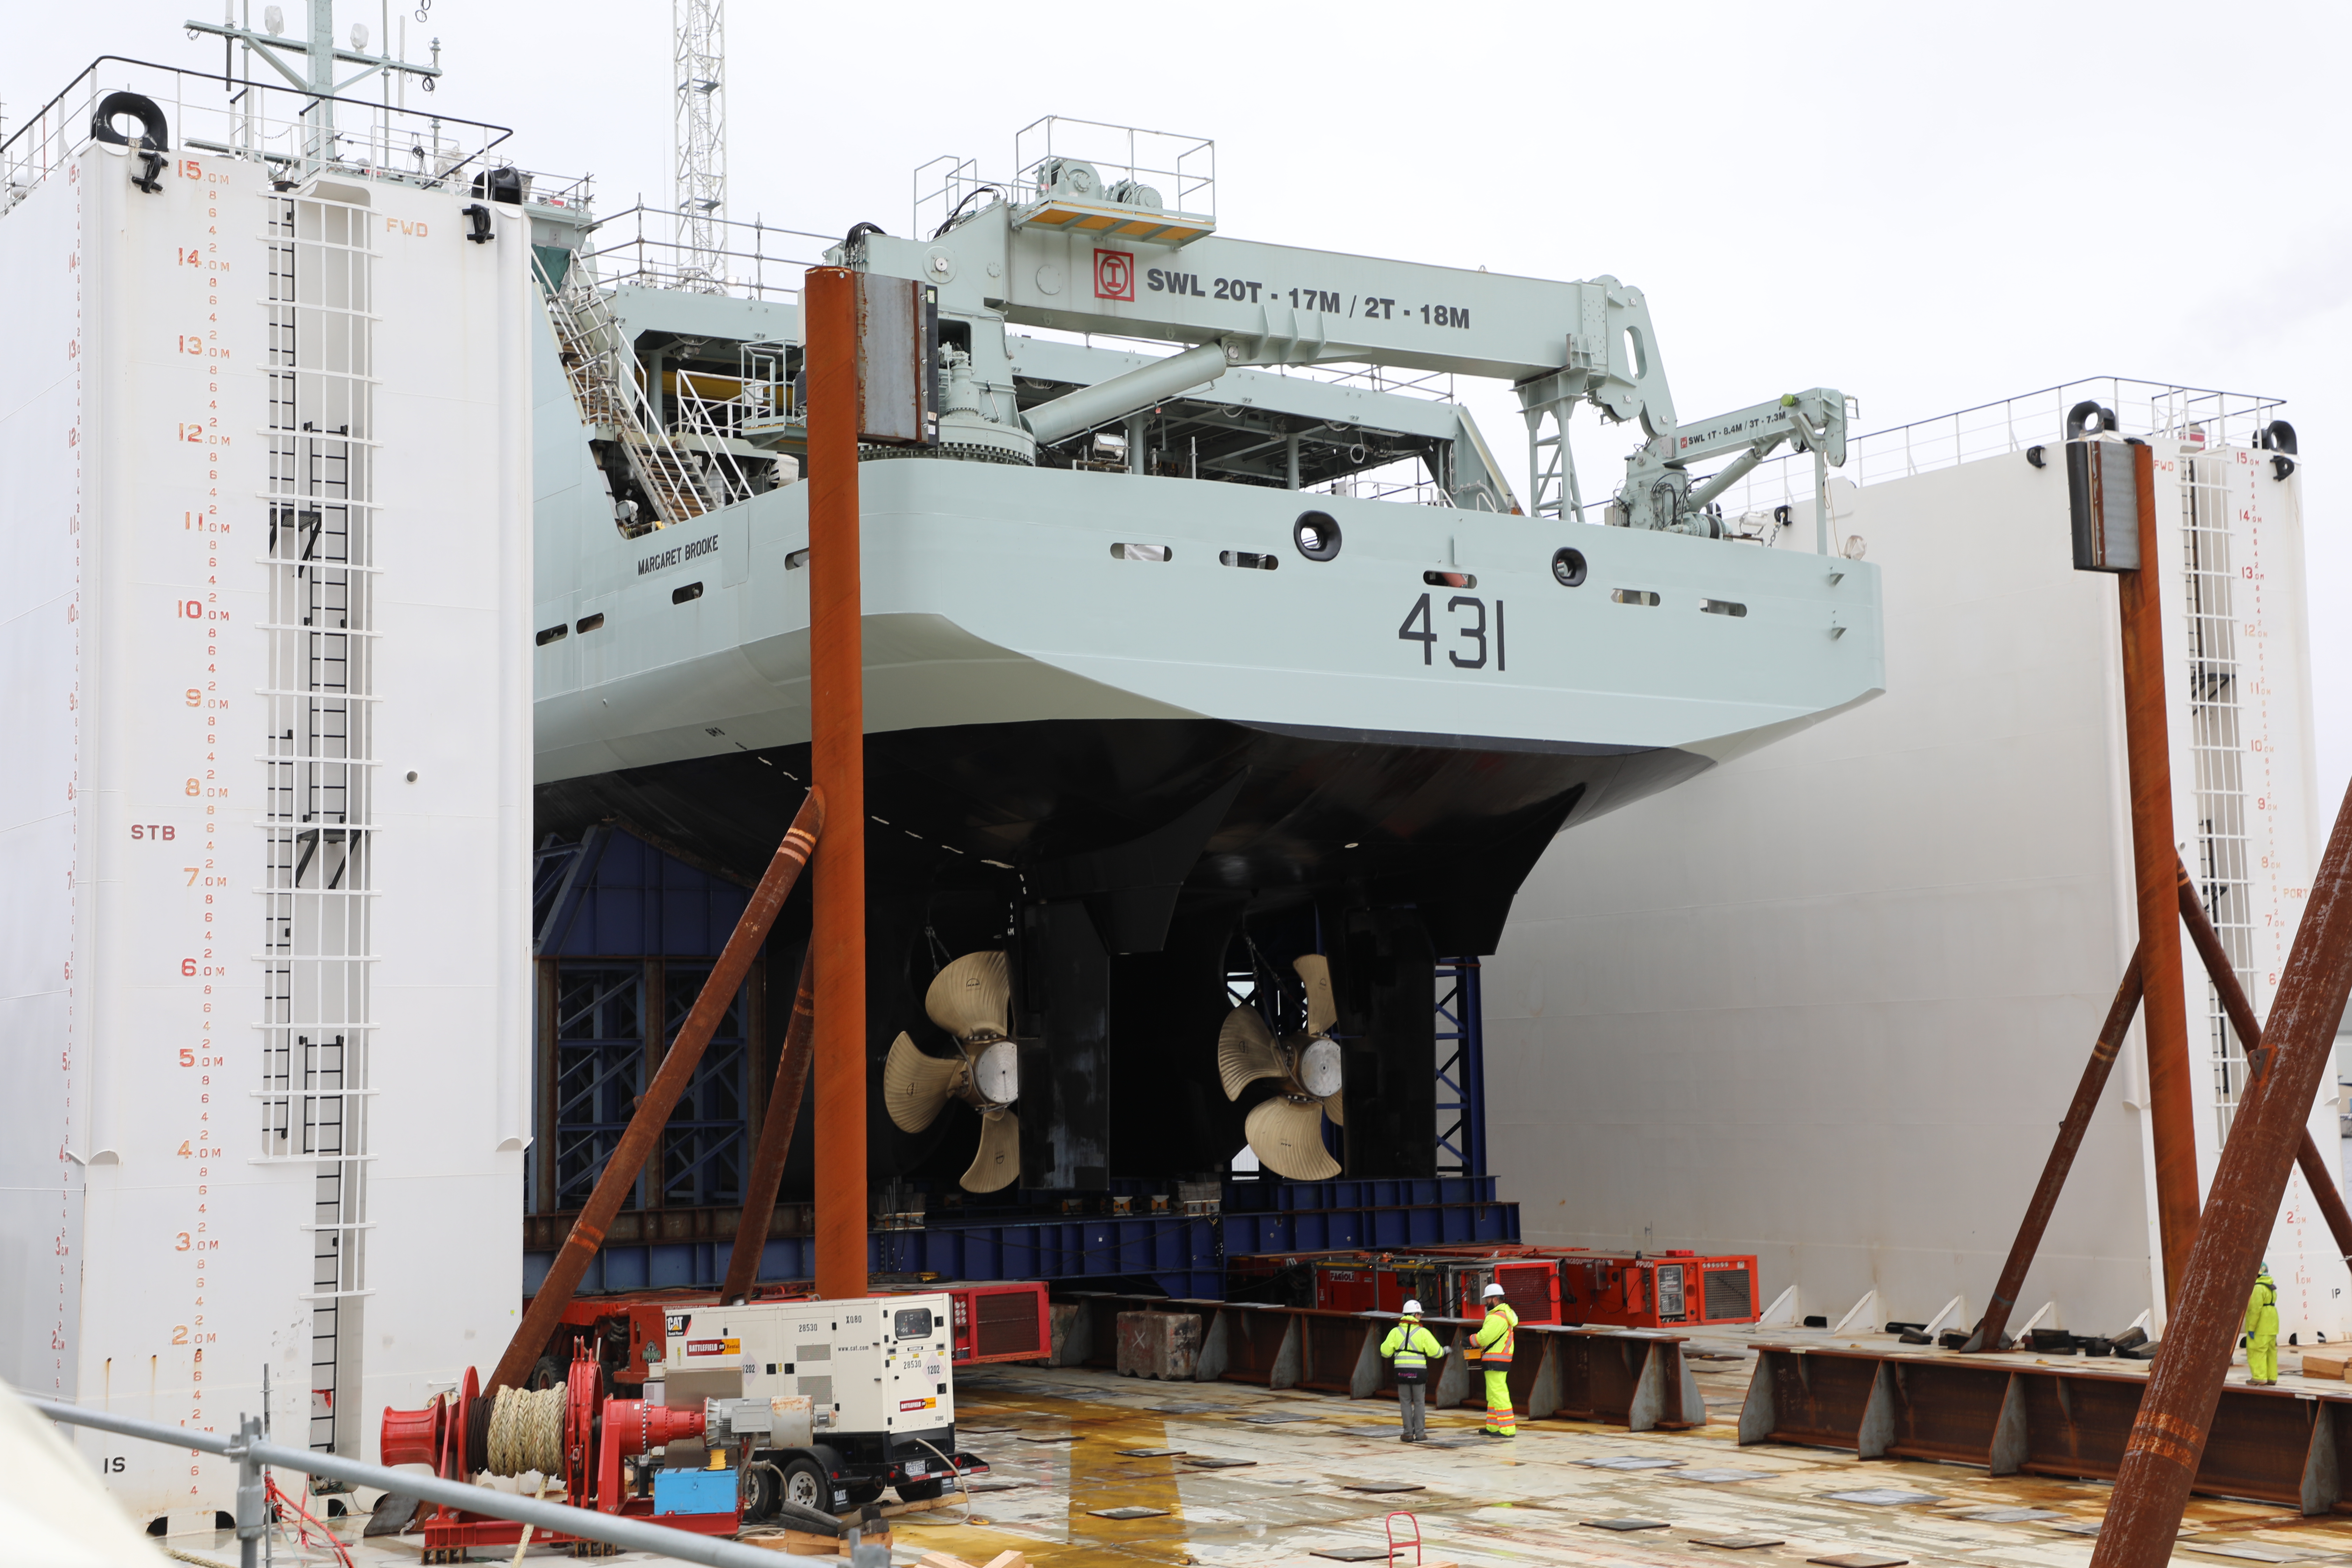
[521,1178,1520,1301]
[1434,958,1486,1178]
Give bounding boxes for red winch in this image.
[380,1349,730,1560]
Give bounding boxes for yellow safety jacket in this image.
[2246,1273,2280,1339]
[1379,1320,1448,1382]
[1472,1303,1519,1366]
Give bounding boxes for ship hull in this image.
[538,714,1710,956]
[528,446,1882,1186]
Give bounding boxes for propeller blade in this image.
[1245,1096,1340,1181]
[1217,1005,1288,1101]
[1321,1088,1345,1128]
[1294,953,1337,1037]
[961,1108,1022,1194]
[926,951,1011,1043]
[883,1030,963,1133]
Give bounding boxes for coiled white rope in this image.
[484,1384,568,1478]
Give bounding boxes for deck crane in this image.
[845,154,1846,545]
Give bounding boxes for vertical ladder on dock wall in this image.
[1435,958,1486,1178]
[533,252,727,535]
[259,186,380,1456]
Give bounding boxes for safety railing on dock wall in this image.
[2,57,535,216]
[1659,376,2290,536]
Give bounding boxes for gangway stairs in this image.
[535,253,726,535]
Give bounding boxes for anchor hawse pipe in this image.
[1023,339,1239,447]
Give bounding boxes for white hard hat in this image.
[1401,1299,1424,1315]
[1483,1283,1506,1298]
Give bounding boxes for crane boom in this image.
[850,155,1844,547]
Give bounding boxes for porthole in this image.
[1550,547,1587,587]
[1294,510,1342,562]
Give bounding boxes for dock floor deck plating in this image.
[133,1339,2352,1568]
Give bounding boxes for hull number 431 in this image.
[1400,593,1504,670]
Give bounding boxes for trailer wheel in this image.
[897,1477,946,1503]
[779,1457,829,1513]
[741,1464,781,1521]
[844,1482,886,1506]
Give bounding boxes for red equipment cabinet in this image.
[1553,1250,1760,1328]
[931,1280,1051,1366]
[1301,1251,1560,1323]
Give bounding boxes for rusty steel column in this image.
[1966,944,2146,1353]
[2092,782,2352,1568]
[2115,441,2201,1309]
[488,790,825,1394]
[721,950,817,1303]
[806,266,868,1301]
[2175,858,2352,1264]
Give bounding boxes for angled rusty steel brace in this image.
[488,788,826,1395]
[1963,941,2147,1353]
[2092,784,2352,1568]
[721,948,818,1303]
[1967,852,2352,1354]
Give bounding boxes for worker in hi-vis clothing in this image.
[1379,1299,1448,1443]
[1470,1282,1519,1437]
[2245,1263,2281,1386]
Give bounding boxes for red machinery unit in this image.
[1303,1250,1560,1323]
[1553,1250,1761,1329]
[931,1280,1052,1366]
[380,1353,726,1558]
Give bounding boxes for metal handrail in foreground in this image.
[23,1393,793,1568]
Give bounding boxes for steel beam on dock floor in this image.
[1054,1292,1704,1431]
[1739,1343,2348,1515]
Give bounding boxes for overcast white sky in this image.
[14,0,2349,817]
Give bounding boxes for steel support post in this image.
[2092,781,2352,1568]
[1966,942,2146,1353]
[487,790,824,1394]
[806,266,868,1301]
[232,1413,263,1568]
[1459,960,1487,1175]
[2115,443,2201,1309]
[722,948,817,1301]
[2175,857,2352,1263]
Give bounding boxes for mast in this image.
[673,0,727,290]
[187,0,444,173]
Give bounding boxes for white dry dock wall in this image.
[1486,428,2333,1341]
[0,141,533,1528]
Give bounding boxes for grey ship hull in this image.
[534,438,1883,1186]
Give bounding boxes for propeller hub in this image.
[1296,1036,1343,1100]
[968,1038,1020,1107]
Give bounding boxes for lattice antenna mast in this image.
[673,0,727,291]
